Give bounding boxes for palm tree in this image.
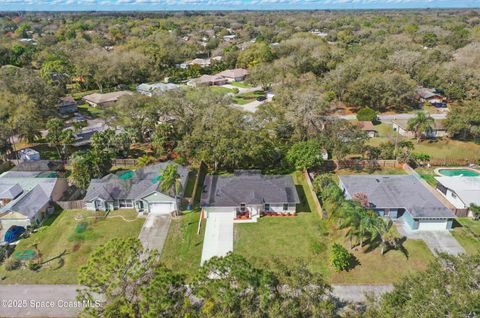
[371,219,401,255]
[338,201,363,249]
[407,111,435,143]
[160,164,183,217]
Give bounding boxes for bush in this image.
[75,222,88,234]
[330,243,354,272]
[27,260,41,271]
[356,107,378,122]
[4,258,21,271]
[0,246,8,263]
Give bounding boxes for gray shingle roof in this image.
[201,170,300,207]
[84,162,189,202]
[339,175,455,218]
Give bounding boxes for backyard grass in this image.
[77,103,105,118]
[451,218,480,255]
[0,209,144,284]
[160,211,205,279]
[416,167,438,187]
[234,171,434,284]
[335,167,407,176]
[369,123,480,161]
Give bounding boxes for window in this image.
[240,203,246,211]
[264,204,270,211]
[451,192,457,199]
[119,200,127,208]
[126,200,133,208]
[283,204,288,211]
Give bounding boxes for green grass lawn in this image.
[416,168,438,187]
[369,123,480,161]
[229,81,253,88]
[0,209,144,284]
[235,171,434,284]
[77,103,105,118]
[451,218,480,255]
[160,211,205,280]
[232,90,266,105]
[335,167,407,176]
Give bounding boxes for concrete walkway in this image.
[138,214,171,253]
[396,223,466,255]
[200,213,234,264]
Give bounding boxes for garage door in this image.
[417,220,448,231]
[149,203,173,215]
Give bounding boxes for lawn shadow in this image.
[295,185,311,213]
[451,219,463,229]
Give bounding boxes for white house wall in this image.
[439,189,467,209]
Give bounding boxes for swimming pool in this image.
[437,168,480,177]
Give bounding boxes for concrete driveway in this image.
[396,222,465,255]
[201,213,234,264]
[138,214,171,253]
[331,285,393,302]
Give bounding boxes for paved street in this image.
[138,214,171,252]
[331,284,393,302]
[0,283,393,317]
[335,112,447,122]
[0,285,89,317]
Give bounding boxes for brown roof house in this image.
[216,68,249,82]
[82,91,133,108]
[392,119,447,139]
[416,87,447,108]
[187,74,227,87]
[355,121,377,138]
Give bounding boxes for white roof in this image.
[435,176,480,207]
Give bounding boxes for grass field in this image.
[452,218,480,255]
[77,103,105,118]
[415,168,438,187]
[234,171,434,284]
[229,81,253,88]
[160,211,205,279]
[369,123,480,160]
[232,90,266,105]
[0,209,144,284]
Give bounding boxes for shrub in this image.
[356,107,378,122]
[4,258,21,271]
[330,243,354,272]
[0,246,8,263]
[75,222,88,234]
[27,260,41,271]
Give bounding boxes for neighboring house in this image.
[416,87,447,108]
[392,119,447,138]
[57,96,78,115]
[82,91,133,107]
[179,56,222,69]
[435,176,480,217]
[355,121,377,138]
[84,162,189,215]
[18,148,40,161]
[136,83,178,97]
[72,123,110,147]
[187,74,227,87]
[0,171,67,236]
[223,34,237,41]
[201,170,300,222]
[216,68,249,82]
[339,175,456,231]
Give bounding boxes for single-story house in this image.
[187,74,227,87]
[18,148,40,161]
[416,87,447,108]
[435,176,480,217]
[392,119,447,138]
[84,162,189,215]
[57,96,78,114]
[72,123,110,147]
[216,68,249,82]
[200,170,300,221]
[339,175,456,231]
[136,83,178,97]
[82,91,133,108]
[355,121,377,138]
[0,171,67,238]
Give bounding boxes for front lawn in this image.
[160,211,205,279]
[234,172,434,284]
[77,103,105,118]
[451,218,480,255]
[232,90,266,105]
[229,81,253,88]
[0,209,144,284]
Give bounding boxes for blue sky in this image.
[0,0,479,11]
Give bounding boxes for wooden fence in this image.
[56,200,84,210]
[303,170,324,219]
[319,160,400,171]
[112,159,137,167]
[428,158,478,167]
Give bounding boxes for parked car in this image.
[256,96,267,101]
